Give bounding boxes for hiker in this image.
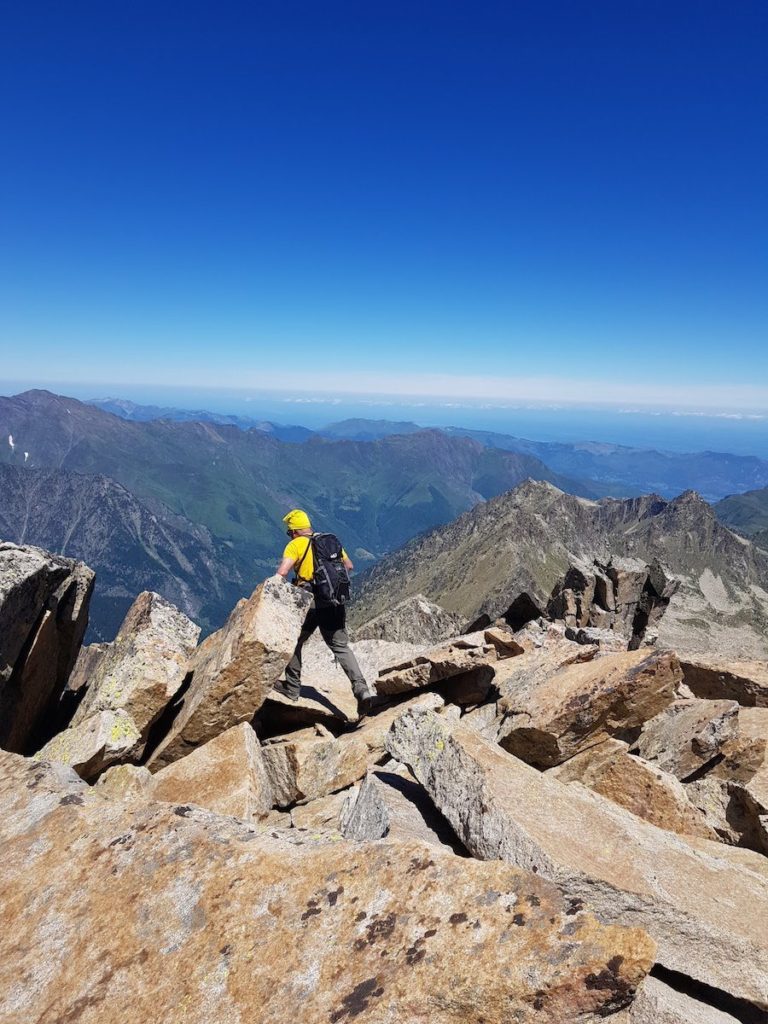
[273,509,376,717]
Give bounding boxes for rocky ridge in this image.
[1,540,767,1022]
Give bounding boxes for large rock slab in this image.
[632,699,739,781]
[681,658,768,707]
[0,751,655,1024]
[35,709,142,780]
[71,591,199,738]
[549,739,718,840]
[374,638,495,697]
[151,723,273,820]
[497,649,681,769]
[147,576,311,768]
[0,542,93,753]
[387,708,768,1011]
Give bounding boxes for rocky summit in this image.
[1,539,768,1023]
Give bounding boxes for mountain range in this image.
[0,390,600,636]
[3,389,767,644]
[351,480,768,659]
[91,399,768,502]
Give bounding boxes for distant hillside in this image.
[352,481,768,659]
[715,486,768,546]
[0,464,243,640]
[88,397,314,442]
[319,419,423,441]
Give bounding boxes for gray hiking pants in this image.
[284,604,370,701]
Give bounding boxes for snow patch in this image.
[24,452,29,463]
[8,434,14,450]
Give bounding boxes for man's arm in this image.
[276,556,296,578]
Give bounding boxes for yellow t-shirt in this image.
[283,536,347,582]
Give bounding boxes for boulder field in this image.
[1,541,766,1023]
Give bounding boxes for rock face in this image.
[549,739,718,841]
[0,752,655,1024]
[147,577,311,768]
[0,542,93,753]
[496,649,681,769]
[151,723,273,820]
[681,657,768,707]
[342,765,466,852]
[387,708,768,1010]
[354,593,463,645]
[71,591,199,737]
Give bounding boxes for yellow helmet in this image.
[282,508,312,531]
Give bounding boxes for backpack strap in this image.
[293,533,314,581]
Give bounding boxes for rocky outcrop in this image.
[546,556,679,648]
[496,649,681,768]
[0,542,93,753]
[0,751,656,1024]
[354,593,463,645]
[387,708,768,1011]
[341,764,466,852]
[549,739,718,840]
[352,482,768,659]
[147,577,311,768]
[35,591,199,777]
[686,707,768,854]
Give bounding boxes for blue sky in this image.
[1,2,766,409]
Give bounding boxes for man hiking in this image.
[273,509,376,718]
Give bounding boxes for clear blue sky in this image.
[1,2,766,408]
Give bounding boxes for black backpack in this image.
[297,533,351,607]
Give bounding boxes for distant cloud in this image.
[238,370,768,415]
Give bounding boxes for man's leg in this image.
[281,607,319,697]
[318,606,373,707]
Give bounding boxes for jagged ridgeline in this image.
[2,537,768,1022]
[352,480,768,660]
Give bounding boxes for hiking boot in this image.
[273,680,300,702]
[356,693,376,719]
